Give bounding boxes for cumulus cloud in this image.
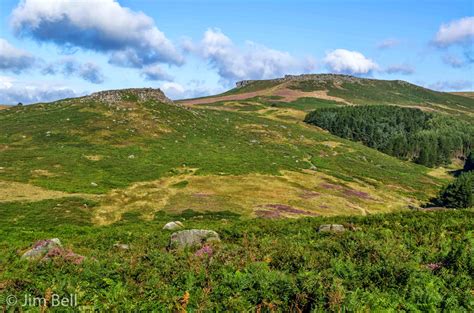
[376,38,400,49]
[428,79,472,91]
[10,0,183,68]
[384,63,415,75]
[160,80,223,100]
[433,17,474,47]
[323,49,379,75]
[189,28,315,84]
[0,75,79,104]
[140,65,173,81]
[0,38,36,73]
[42,58,105,84]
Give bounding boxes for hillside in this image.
[180,74,474,119]
[0,86,472,311]
[0,87,447,225]
[450,91,474,99]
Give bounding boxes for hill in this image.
[450,91,474,99]
[0,105,11,110]
[180,74,474,119]
[0,87,447,225]
[0,86,471,311]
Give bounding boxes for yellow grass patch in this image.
[93,169,414,225]
[0,180,89,202]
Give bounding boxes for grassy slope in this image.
[199,76,474,118]
[0,96,441,215]
[450,92,474,99]
[0,198,472,311]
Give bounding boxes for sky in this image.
[0,0,473,104]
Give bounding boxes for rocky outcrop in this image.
[235,74,368,88]
[89,88,173,104]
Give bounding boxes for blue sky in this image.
[0,0,473,103]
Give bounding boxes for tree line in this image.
[304,105,473,167]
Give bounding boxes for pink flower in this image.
[195,245,213,258]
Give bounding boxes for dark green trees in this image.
[464,152,474,172]
[304,106,473,167]
[436,172,473,208]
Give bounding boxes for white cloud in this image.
[323,49,379,75]
[0,76,80,104]
[376,38,400,49]
[10,0,183,68]
[433,16,474,47]
[0,38,36,73]
[160,80,223,100]
[190,28,315,84]
[140,65,173,81]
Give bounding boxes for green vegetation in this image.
[305,106,474,167]
[0,198,472,311]
[0,97,440,201]
[268,97,342,111]
[221,80,282,95]
[289,78,474,114]
[434,172,473,208]
[465,152,474,172]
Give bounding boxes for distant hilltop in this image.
[235,73,410,88]
[89,88,173,104]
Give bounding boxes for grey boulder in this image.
[170,229,220,248]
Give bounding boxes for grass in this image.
[289,79,474,116]
[0,197,472,311]
[0,97,442,205]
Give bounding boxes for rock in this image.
[318,224,346,233]
[163,221,184,230]
[170,229,220,248]
[21,238,85,264]
[21,238,62,260]
[113,243,130,250]
[90,182,98,187]
[89,88,173,104]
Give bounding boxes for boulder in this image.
[21,238,85,264]
[21,238,62,260]
[163,221,184,230]
[170,229,220,248]
[318,224,346,233]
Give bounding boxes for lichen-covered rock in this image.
[21,238,85,264]
[163,221,184,230]
[318,224,346,233]
[21,238,62,260]
[170,229,220,248]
